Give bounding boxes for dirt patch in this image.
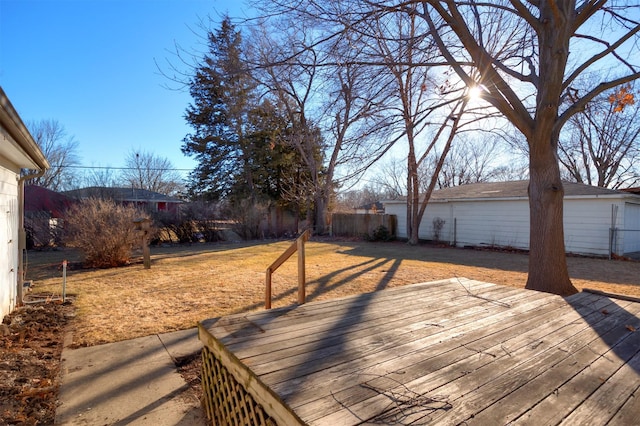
[0,301,74,425]
[176,351,203,409]
[0,300,209,425]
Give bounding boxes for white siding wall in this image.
[386,203,404,237]
[622,203,640,254]
[0,165,19,320]
[386,200,530,248]
[448,200,530,249]
[419,203,454,243]
[386,197,630,257]
[563,199,624,256]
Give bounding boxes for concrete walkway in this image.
[55,328,207,425]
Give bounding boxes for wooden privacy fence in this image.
[331,213,397,238]
[265,229,310,309]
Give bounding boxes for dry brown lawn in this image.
[27,239,639,347]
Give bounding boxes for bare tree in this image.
[334,184,388,213]
[361,5,484,244]
[491,163,530,182]
[410,0,640,295]
[372,156,407,199]
[250,17,393,234]
[349,25,452,244]
[121,150,184,196]
[435,136,510,188]
[262,0,640,294]
[256,2,496,244]
[408,99,471,244]
[559,84,640,189]
[25,119,80,191]
[81,167,121,189]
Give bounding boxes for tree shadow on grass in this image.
[226,257,402,318]
[335,241,639,287]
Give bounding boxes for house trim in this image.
[0,87,49,315]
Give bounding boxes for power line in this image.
[51,165,194,172]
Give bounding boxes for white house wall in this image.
[622,203,640,254]
[386,196,631,257]
[0,164,19,320]
[387,200,530,249]
[563,198,624,256]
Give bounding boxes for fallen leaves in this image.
[0,301,74,425]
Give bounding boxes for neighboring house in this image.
[24,185,74,248]
[64,187,183,215]
[621,187,640,195]
[354,201,385,214]
[384,180,640,258]
[25,184,74,217]
[0,87,49,320]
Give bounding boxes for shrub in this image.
[152,210,196,244]
[182,201,223,242]
[64,198,147,268]
[24,212,64,249]
[152,202,224,244]
[432,217,446,243]
[368,225,394,242]
[228,200,268,240]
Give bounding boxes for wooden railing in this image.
[265,229,310,309]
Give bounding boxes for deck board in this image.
[199,278,640,425]
[282,291,570,411]
[292,294,599,422]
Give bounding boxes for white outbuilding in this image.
[384,180,640,258]
[0,87,49,320]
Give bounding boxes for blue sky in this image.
[0,0,251,179]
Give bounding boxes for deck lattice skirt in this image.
[201,345,277,426]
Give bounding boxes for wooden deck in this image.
[198,278,640,425]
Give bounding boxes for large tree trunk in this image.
[525,2,577,296]
[314,193,328,235]
[406,139,420,245]
[526,139,578,295]
[407,180,420,245]
[407,174,420,244]
[408,208,419,244]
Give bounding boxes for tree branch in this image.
[564,24,640,90]
[558,72,640,130]
[422,0,534,138]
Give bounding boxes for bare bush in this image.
[25,212,64,249]
[152,210,196,244]
[228,200,268,240]
[433,217,446,243]
[64,198,147,268]
[153,202,223,244]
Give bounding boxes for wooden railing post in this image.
[265,268,272,310]
[265,230,310,309]
[297,233,306,305]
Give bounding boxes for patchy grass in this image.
[27,239,640,347]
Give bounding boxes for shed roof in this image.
[385,180,640,203]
